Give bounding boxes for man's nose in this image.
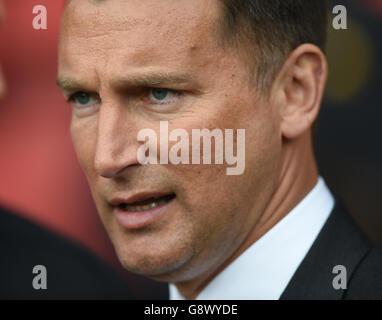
[94,105,139,179]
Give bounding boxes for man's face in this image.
[58,0,282,282]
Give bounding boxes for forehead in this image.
[63,0,219,34]
[59,0,221,74]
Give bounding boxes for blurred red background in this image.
[0,0,122,270]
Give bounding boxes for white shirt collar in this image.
[169,176,334,300]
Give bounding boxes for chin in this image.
[103,211,204,281]
[113,240,195,280]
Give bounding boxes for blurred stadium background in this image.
[0,0,381,296]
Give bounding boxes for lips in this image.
[111,192,176,229]
[118,194,176,212]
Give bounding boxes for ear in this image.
[272,44,327,140]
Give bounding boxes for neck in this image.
[175,133,319,299]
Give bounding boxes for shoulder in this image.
[0,207,133,299]
[281,198,380,300]
[345,246,382,299]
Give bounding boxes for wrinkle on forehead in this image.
[59,0,223,81]
[62,0,219,43]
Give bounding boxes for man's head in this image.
[58,0,327,283]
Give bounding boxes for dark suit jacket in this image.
[0,207,133,299]
[163,200,382,300]
[280,199,382,299]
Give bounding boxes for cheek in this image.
[169,92,280,223]
[70,118,98,177]
[166,126,250,234]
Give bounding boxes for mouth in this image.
[118,194,176,212]
[112,192,176,229]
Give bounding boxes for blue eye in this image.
[149,88,178,102]
[150,88,171,101]
[73,92,92,105]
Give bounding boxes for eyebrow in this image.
[56,78,89,92]
[57,72,196,93]
[112,72,195,89]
